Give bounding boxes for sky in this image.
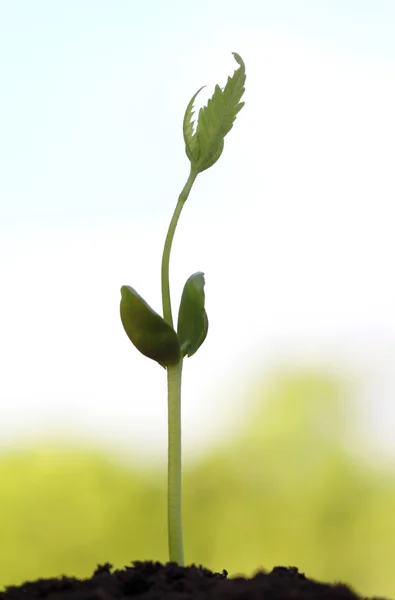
[0,1,394,466]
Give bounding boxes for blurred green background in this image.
[1,369,394,599]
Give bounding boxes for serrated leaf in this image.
[120,285,181,368]
[183,86,205,165]
[183,52,246,173]
[196,53,245,164]
[177,272,208,358]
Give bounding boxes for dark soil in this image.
[0,561,390,600]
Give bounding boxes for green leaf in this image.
[183,85,205,166]
[177,272,208,358]
[182,52,246,173]
[120,286,181,368]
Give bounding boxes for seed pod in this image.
[177,272,208,358]
[120,285,181,368]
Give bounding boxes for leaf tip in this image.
[232,52,245,69]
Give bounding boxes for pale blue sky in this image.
[0,1,394,465]
[1,0,394,223]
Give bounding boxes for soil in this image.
[0,561,390,600]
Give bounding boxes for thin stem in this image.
[161,166,198,566]
[161,168,198,326]
[167,360,184,564]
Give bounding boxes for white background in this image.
[0,1,394,465]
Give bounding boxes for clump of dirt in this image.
[0,560,390,600]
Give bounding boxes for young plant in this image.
[120,53,246,566]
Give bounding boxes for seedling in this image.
[120,53,246,566]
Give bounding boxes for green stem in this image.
[161,167,198,565]
[161,168,198,326]
[167,360,184,564]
